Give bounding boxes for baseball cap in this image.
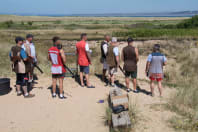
[112,37,117,42]
[127,37,134,43]
[153,44,160,51]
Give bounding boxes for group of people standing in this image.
[100,35,139,92]
[100,35,167,97]
[10,33,167,99]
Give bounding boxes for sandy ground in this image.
[0,43,176,132]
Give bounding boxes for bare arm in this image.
[135,48,139,62]
[121,50,124,62]
[145,61,150,73]
[60,49,66,64]
[47,54,51,61]
[86,51,91,63]
[116,56,120,67]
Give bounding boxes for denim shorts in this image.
[80,66,89,74]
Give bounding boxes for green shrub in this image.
[27,21,33,26]
[5,20,14,28]
[177,15,198,29]
[21,21,25,25]
[54,20,62,24]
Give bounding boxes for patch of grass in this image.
[160,41,198,131]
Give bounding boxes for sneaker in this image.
[105,82,109,87]
[17,92,23,96]
[133,90,139,93]
[87,85,95,88]
[126,88,132,92]
[24,94,35,98]
[52,94,56,98]
[59,96,67,99]
[110,84,117,88]
[28,79,33,83]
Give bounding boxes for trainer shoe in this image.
[59,96,67,99]
[87,85,95,88]
[133,90,139,93]
[17,91,23,96]
[52,94,56,98]
[127,88,132,93]
[24,94,35,98]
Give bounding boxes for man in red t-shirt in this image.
[76,33,95,88]
[48,37,66,99]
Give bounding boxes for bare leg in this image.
[150,80,155,96]
[132,78,137,91]
[16,85,21,93]
[108,74,111,84]
[125,77,130,89]
[157,81,162,97]
[80,72,84,86]
[85,74,90,86]
[59,78,64,95]
[111,74,115,85]
[28,72,31,81]
[22,86,28,95]
[52,78,57,94]
[102,69,106,82]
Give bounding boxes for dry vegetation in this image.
[137,40,198,132]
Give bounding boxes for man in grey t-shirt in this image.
[145,44,167,97]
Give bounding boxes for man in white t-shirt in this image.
[100,35,111,82]
[22,34,37,82]
[106,37,120,87]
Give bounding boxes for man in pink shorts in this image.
[145,44,167,97]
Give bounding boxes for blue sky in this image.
[0,0,197,14]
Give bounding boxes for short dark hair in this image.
[26,34,33,39]
[52,36,60,43]
[81,33,87,39]
[15,36,24,44]
[127,37,134,43]
[153,44,160,52]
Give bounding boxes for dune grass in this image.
[104,98,139,132]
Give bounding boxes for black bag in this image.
[112,105,125,114]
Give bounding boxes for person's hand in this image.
[12,56,21,62]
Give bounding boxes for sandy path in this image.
[0,43,175,132]
[0,75,110,132]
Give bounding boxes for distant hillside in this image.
[68,11,198,17]
[0,11,198,17]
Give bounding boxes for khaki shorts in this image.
[108,67,117,75]
[103,60,109,70]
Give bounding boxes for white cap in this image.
[112,37,117,43]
